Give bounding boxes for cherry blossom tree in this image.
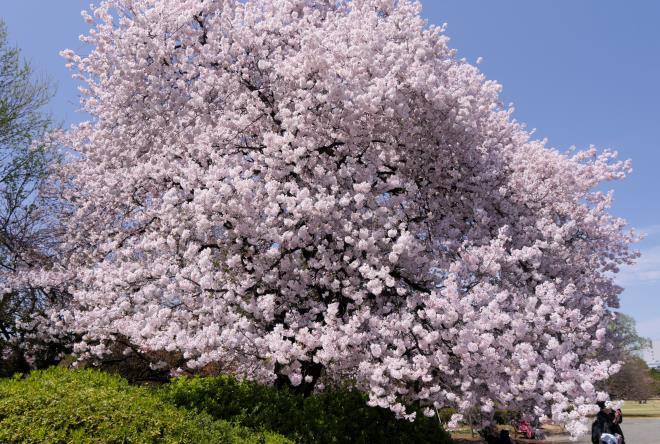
[36,0,637,436]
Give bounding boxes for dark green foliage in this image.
[436,407,456,424]
[650,367,660,381]
[0,367,291,444]
[162,374,453,444]
[649,367,660,396]
[493,409,520,425]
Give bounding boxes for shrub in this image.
[437,407,457,424]
[493,409,520,425]
[162,375,452,444]
[0,367,291,444]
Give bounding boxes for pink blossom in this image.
[26,0,638,437]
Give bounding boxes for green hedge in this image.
[0,367,291,444]
[162,375,452,444]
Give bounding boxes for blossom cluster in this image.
[33,0,637,436]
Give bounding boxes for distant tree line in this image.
[605,313,658,401]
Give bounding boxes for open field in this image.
[620,399,660,417]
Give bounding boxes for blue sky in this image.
[1,1,658,339]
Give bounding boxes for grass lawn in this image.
[621,399,660,417]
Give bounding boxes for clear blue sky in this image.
[1,1,659,338]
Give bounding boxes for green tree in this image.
[650,368,660,397]
[0,19,63,375]
[608,356,655,402]
[603,313,656,401]
[606,312,651,361]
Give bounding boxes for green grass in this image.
[621,399,660,417]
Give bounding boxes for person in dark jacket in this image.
[609,408,625,444]
[481,425,500,444]
[591,401,614,444]
[499,429,514,444]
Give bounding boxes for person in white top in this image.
[599,432,623,444]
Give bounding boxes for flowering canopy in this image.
[45,0,636,435]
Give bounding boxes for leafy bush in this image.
[0,367,291,444]
[493,409,520,425]
[437,407,457,424]
[162,375,452,444]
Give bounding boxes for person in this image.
[609,408,625,444]
[531,416,546,440]
[481,424,500,444]
[591,401,614,444]
[499,429,514,444]
[517,419,534,439]
[533,426,546,440]
[599,432,623,444]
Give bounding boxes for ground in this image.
[567,418,660,444]
[453,419,660,443]
[451,401,660,444]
